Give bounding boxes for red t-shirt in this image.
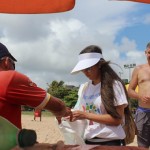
[0,70,47,129]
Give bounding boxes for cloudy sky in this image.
[0,0,150,89]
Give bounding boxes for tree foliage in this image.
[47,80,68,98]
[47,80,78,108]
[63,88,78,108]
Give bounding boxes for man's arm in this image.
[44,95,71,117]
[128,67,139,100]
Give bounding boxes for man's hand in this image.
[55,107,73,124]
[56,116,62,124]
[139,95,150,104]
[64,107,72,118]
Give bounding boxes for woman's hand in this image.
[71,110,87,121]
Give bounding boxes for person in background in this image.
[68,45,133,146]
[128,42,150,148]
[34,109,42,121]
[0,42,72,149]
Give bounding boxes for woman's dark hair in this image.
[80,45,132,119]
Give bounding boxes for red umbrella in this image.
[0,0,75,14]
[113,0,150,4]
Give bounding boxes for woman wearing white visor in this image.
[69,45,134,146]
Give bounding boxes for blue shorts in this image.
[135,107,150,148]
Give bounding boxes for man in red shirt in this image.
[0,42,72,129]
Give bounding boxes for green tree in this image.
[47,80,78,108]
[64,88,78,108]
[47,80,69,99]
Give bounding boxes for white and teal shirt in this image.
[74,80,128,141]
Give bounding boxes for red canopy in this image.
[114,0,150,4]
[0,0,75,14]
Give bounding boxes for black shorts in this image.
[135,107,150,148]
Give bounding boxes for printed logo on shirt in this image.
[82,102,101,125]
[85,103,100,114]
[83,93,99,101]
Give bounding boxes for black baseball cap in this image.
[0,43,17,61]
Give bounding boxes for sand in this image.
[21,115,138,146]
[22,115,64,144]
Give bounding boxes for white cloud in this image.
[119,37,137,52]
[0,0,148,88]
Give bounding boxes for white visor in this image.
[71,53,103,74]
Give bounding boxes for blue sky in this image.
[0,0,150,89]
[115,3,150,50]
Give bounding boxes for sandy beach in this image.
[22,115,64,144]
[21,114,137,146]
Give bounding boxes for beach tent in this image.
[114,0,150,4]
[0,0,75,14]
[125,84,138,93]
